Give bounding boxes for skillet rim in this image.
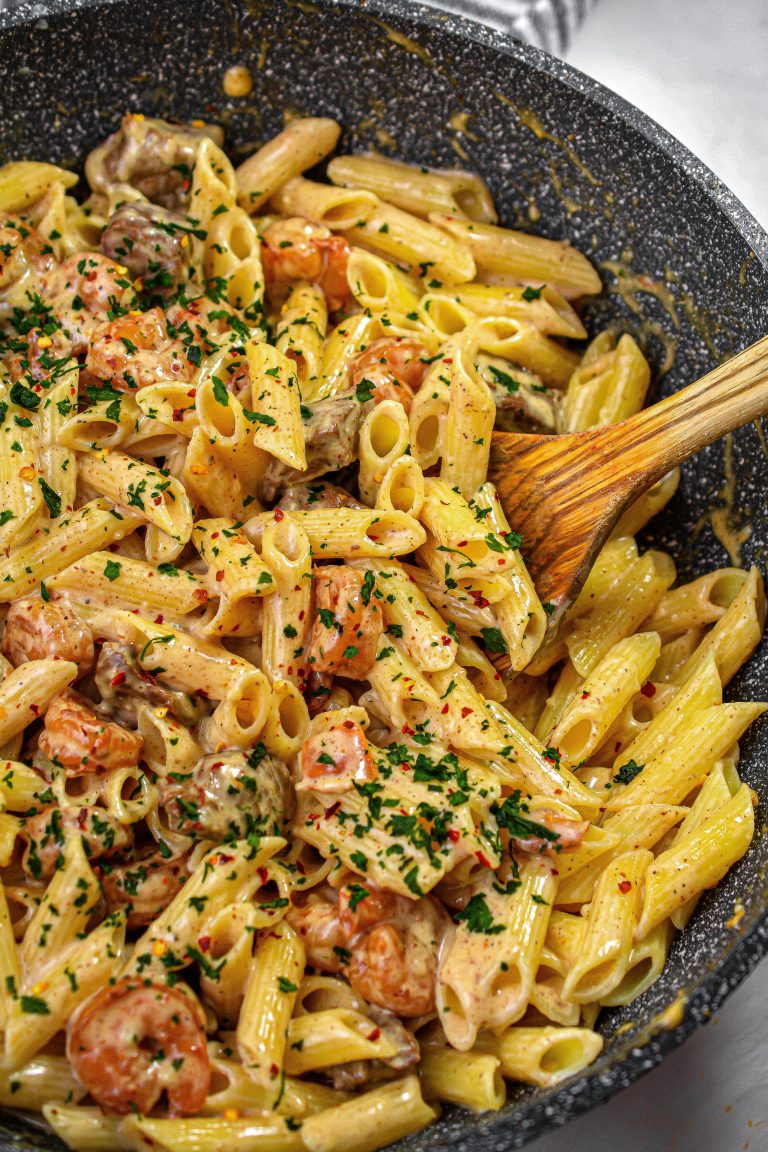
[0,0,766,1147]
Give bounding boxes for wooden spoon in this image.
[488,335,768,626]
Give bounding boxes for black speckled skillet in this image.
[0,1,767,1148]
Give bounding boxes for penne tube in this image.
[274,281,328,390]
[78,451,193,543]
[259,514,312,688]
[123,1113,302,1152]
[58,395,140,452]
[612,468,681,539]
[0,1054,86,1110]
[481,1025,604,1088]
[566,550,676,677]
[420,1047,505,1112]
[643,567,749,642]
[563,849,652,1002]
[0,498,143,601]
[300,1075,437,1152]
[606,702,766,811]
[348,560,456,671]
[600,920,674,1007]
[431,212,602,299]
[376,453,424,517]
[328,152,496,222]
[672,565,766,688]
[236,117,341,213]
[475,316,580,389]
[433,282,586,338]
[0,160,77,211]
[269,176,378,229]
[637,783,755,939]
[0,660,77,746]
[261,678,310,760]
[238,922,305,1090]
[310,312,377,403]
[358,399,410,507]
[247,341,307,473]
[437,860,556,1050]
[50,551,208,615]
[37,367,78,515]
[555,804,688,906]
[549,632,661,764]
[182,426,258,521]
[246,506,425,559]
[611,652,722,773]
[284,1009,399,1075]
[199,668,272,750]
[346,202,476,284]
[345,248,421,314]
[44,1105,134,1152]
[440,348,495,499]
[562,334,650,432]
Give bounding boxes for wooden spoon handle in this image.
[602,334,768,485]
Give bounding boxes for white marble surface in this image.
[529,6,768,1151]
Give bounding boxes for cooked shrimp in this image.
[2,596,95,677]
[510,808,590,858]
[286,891,348,972]
[21,804,132,880]
[307,565,382,679]
[298,720,377,793]
[166,288,241,358]
[41,252,132,352]
[262,217,351,311]
[86,306,193,391]
[101,845,189,928]
[38,690,143,775]
[348,337,429,413]
[3,326,74,385]
[67,978,210,1116]
[0,217,54,304]
[340,883,448,1016]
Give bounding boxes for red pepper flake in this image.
[269,1063,279,1078]
[274,508,284,521]
[324,801,341,818]
[258,867,269,884]
[110,672,126,687]
[172,408,185,421]
[198,935,211,952]
[457,539,468,547]
[401,723,414,735]
[447,828,460,843]
[215,570,225,582]
[460,707,472,719]
[618,880,632,894]
[640,681,656,698]
[193,588,209,603]
[441,635,452,645]
[154,614,164,624]
[581,690,590,698]
[440,703,449,714]
[475,851,492,867]
[367,1027,381,1041]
